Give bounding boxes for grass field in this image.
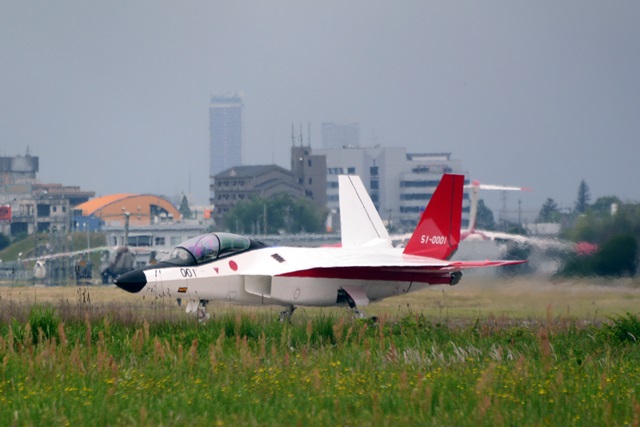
[2,276,639,320]
[1,277,639,426]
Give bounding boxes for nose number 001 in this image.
[420,235,447,245]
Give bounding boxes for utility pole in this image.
[518,199,522,226]
[32,191,46,257]
[263,203,267,235]
[123,211,130,246]
[86,222,91,250]
[33,202,37,257]
[500,190,508,227]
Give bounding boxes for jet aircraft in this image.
[24,243,164,284]
[115,174,525,320]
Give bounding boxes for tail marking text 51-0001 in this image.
[420,235,448,245]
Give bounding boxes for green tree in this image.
[559,200,640,277]
[564,203,640,244]
[223,193,326,234]
[575,179,591,214]
[538,198,562,223]
[595,234,638,276]
[475,199,495,230]
[0,233,10,251]
[290,197,326,233]
[225,198,265,234]
[558,233,638,277]
[179,194,192,220]
[590,196,622,216]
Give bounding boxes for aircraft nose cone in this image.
[114,269,147,293]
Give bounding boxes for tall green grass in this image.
[0,302,639,426]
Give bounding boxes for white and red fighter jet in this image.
[115,174,525,320]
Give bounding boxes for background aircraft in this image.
[24,241,164,284]
[392,179,531,245]
[115,174,524,320]
[462,180,531,241]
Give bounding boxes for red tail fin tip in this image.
[402,174,464,260]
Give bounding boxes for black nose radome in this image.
[114,269,147,293]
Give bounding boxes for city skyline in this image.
[1,2,638,219]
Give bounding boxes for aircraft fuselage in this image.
[118,245,451,309]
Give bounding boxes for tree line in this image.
[505,179,637,277]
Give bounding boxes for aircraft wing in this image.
[474,230,573,251]
[276,257,525,284]
[23,245,113,262]
[236,246,525,282]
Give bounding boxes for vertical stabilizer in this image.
[467,181,480,233]
[339,175,391,248]
[403,174,464,259]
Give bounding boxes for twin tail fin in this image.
[402,174,464,260]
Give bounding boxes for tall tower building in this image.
[321,122,360,149]
[209,93,243,202]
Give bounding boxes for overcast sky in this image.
[1,1,638,221]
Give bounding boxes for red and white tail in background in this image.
[466,180,532,235]
[403,174,464,260]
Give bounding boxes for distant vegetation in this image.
[555,181,639,277]
[0,233,10,252]
[223,193,327,234]
[178,193,193,219]
[491,179,640,278]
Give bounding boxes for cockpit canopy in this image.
[165,233,255,266]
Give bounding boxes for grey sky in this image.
[1,1,638,221]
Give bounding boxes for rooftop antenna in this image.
[299,123,303,147]
[308,122,311,147]
[291,124,295,147]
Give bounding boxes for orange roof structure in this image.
[74,194,181,226]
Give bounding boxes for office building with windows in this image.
[399,153,469,228]
[314,147,469,230]
[314,146,407,227]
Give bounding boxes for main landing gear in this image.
[337,289,369,320]
[279,306,296,322]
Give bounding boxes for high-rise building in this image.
[321,122,360,149]
[209,93,243,203]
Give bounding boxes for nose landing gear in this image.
[186,299,210,322]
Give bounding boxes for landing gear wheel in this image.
[186,299,210,322]
[279,306,296,322]
[352,309,367,319]
[197,300,210,322]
